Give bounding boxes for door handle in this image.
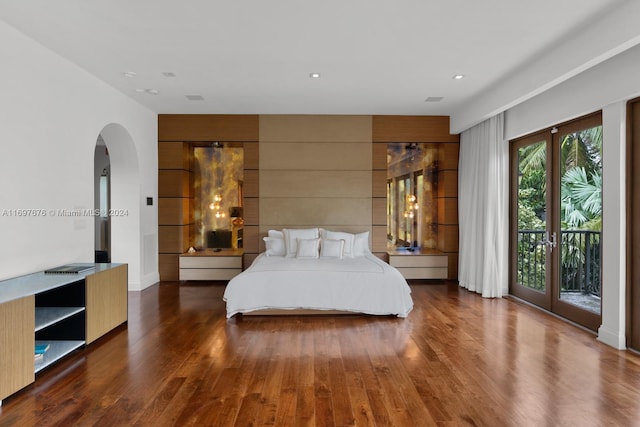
[538,232,557,253]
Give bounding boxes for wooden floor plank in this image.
[2,282,640,426]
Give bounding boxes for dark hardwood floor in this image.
[1,281,640,426]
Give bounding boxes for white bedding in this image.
[223,253,413,318]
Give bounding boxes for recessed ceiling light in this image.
[135,88,159,95]
[452,74,465,80]
[123,71,137,78]
[185,95,204,101]
[162,72,176,78]
[424,97,444,102]
[309,72,321,78]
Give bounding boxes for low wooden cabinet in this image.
[387,249,448,279]
[0,263,127,404]
[86,265,128,344]
[0,296,34,403]
[179,249,243,281]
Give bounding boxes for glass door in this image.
[510,113,602,330]
[552,116,602,330]
[511,132,552,309]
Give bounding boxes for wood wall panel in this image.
[437,141,459,279]
[260,171,372,198]
[259,115,373,245]
[438,198,458,225]
[158,170,191,198]
[158,114,259,142]
[158,116,259,278]
[243,142,260,170]
[159,254,180,281]
[372,198,387,225]
[158,198,191,225]
[437,170,458,199]
[447,253,459,281]
[372,143,387,170]
[373,116,458,143]
[157,114,459,280]
[260,198,372,227]
[242,226,260,253]
[371,226,388,253]
[158,141,193,280]
[372,171,387,198]
[243,253,259,268]
[243,170,259,198]
[258,225,370,236]
[159,142,190,170]
[260,115,372,142]
[243,198,259,226]
[439,143,460,169]
[437,225,459,254]
[371,141,387,253]
[243,138,260,263]
[159,225,190,253]
[259,142,372,170]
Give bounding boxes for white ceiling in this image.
[1,0,638,132]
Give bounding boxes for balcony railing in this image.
[517,230,601,297]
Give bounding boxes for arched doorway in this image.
[95,123,143,290]
[94,135,111,262]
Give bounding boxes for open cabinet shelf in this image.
[0,263,128,404]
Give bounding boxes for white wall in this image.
[451,0,640,134]
[501,44,640,349]
[0,19,158,290]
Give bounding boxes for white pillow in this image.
[268,229,284,239]
[321,238,345,259]
[321,230,355,258]
[296,238,320,259]
[353,231,370,256]
[283,228,319,257]
[263,236,285,256]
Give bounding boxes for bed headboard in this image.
[257,115,373,252]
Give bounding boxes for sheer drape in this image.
[458,113,508,297]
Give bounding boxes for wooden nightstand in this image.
[387,249,448,279]
[179,249,243,281]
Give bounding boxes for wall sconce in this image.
[209,193,226,218]
[404,194,418,218]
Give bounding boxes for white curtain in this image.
[458,113,508,297]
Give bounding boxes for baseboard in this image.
[597,325,627,350]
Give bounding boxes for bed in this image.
[223,228,413,318]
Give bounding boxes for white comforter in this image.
[223,253,413,318]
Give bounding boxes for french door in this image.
[510,113,602,331]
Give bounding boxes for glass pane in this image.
[99,175,109,217]
[387,180,394,241]
[397,178,406,244]
[386,143,440,250]
[193,145,244,249]
[517,140,547,292]
[416,173,424,248]
[558,126,602,314]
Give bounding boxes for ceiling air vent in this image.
[424,97,444,102]
[185,95,205,101]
